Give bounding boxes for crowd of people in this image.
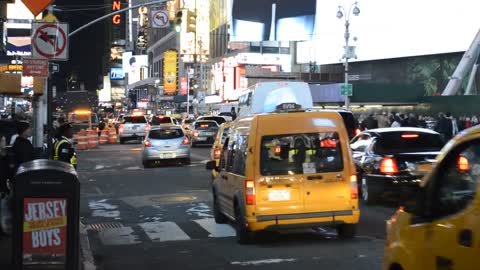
[357,112,480,141]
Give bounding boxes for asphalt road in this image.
[78,143,396,270]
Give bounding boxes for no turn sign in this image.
[31,23,69,61]
[151,10,169,28]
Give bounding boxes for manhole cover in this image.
[87,222,123,232]
[149,195,197,203]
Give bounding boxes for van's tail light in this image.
[380,157,399,174]
[355,128,361,136]
[458,156,469,172]
[213,148,221,159]
[245,180,256,205]
[274,146,281,155]
[181,137,190,145]
[350,175,358,199]
[144,140,152,147]
[118,125,124,133]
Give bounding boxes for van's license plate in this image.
[268,190,290,201]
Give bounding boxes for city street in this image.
[78,143,394,270]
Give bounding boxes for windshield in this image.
[149,128,184,139]
[199,117,225,125]
[260,132,343,176]
[194,121,217,129]
[374,132,444,154]
[150,117,172,125]
[123,116,146,124]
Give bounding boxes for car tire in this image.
[183,158,191,165]
[235,204,254,244]
[336,223,356,239]
[142,160,150,168]
[213,193,228,224]
[191,143,196,148]
[119,138,125,144]
[361,176,380,205]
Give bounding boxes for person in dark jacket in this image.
[54,123,77,168]
[12,121,35,170]
[435,112,453,141]
[362,114,378,130]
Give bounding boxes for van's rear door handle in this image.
[459,229,473,247]
[307,175,323,180]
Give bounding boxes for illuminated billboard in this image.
[127,55,148,85]
[295,0,480,64]
[229,0,316,41]
[163,50,178,95]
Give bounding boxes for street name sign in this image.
[31,23,69,61]
[22,58,49,77]
[340,83,353,96]
[21,0,54,17]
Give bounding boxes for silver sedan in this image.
[142,126,191,168]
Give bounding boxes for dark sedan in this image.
[351,127,444,204]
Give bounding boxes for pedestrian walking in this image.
[11,121,35,170]
[447,113,459,137]
[362,114,378,130]
[435,112,453,141]
[391,114,402,127]
[53,123,77,168]
[377,112,389,128]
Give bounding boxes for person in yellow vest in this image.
[54,123,77,168]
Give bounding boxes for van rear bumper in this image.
[248,209,359,231]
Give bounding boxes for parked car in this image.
[142,126,191,168]
[118,115,149,144]
[351,127,444,204]
[190,120,219,147]
[383,125,480,270]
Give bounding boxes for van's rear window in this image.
[260,132,343,176]
[374,132,444,154]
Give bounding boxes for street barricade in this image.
[99,130,108,145]
[108,127,117,144]
[86,129,97,149]
[12,159,80,270]
[76,130,88,150]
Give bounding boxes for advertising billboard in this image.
[229,0,316,41]
[295,0,480,64]
[110,67,124,80]
[6,28,31,56]
[22,198,67,265]
[122,51,133,75]
[163,50,178,95]
[127,55,148,85]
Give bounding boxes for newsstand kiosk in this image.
[12,159,80,270]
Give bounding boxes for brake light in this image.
[193,132,199,137]
[118,125,124,133]
[274,146,281,154]
[350,175,358,199]
[380,157,399,174]
[320,139,338,148]
[144,140,152,147]
[458,156,469,172]
[245,180,256,205]
[213,148,221,159]
[355,128,361,136]
[401,134,419,139]
[182,137,190,145]
[96,127,99,132]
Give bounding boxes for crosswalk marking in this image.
[194,218,236,238]
[139,221,191,242]
[98,227,141,245]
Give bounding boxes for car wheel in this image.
[213,192,228,224]
[361,176,380,205]
[119,138,124,144]
[183,158,191,165]
[336,223,356,239]
[142,160,150,168]
[191,143,196,148]
[235,204,254,244]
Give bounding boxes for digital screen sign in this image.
[110,67,125,80]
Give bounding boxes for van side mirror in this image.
[205,160,217,171]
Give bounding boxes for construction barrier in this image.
[99,129,108,145]
[76,130,88,150]
[72,133,78,145]
[108,127,117,144]
[87,129,98,149]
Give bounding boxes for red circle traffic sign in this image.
[33,24,67,58]
[152,10,169,27]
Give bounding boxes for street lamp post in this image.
[337,2,360,110]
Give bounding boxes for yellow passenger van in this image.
[210,122,232,179]
[206,104,360,244]
[383,125,480,270]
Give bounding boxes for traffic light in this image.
[186,11,197,33]
[174,10,183,32]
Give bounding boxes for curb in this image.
[80,222,96,270]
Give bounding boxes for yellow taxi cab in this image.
[383,125,480,270]
[210,122,232,179]
[206,104,359,244]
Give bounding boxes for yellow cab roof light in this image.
[73,110,92,115]
[132,111,145,116]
